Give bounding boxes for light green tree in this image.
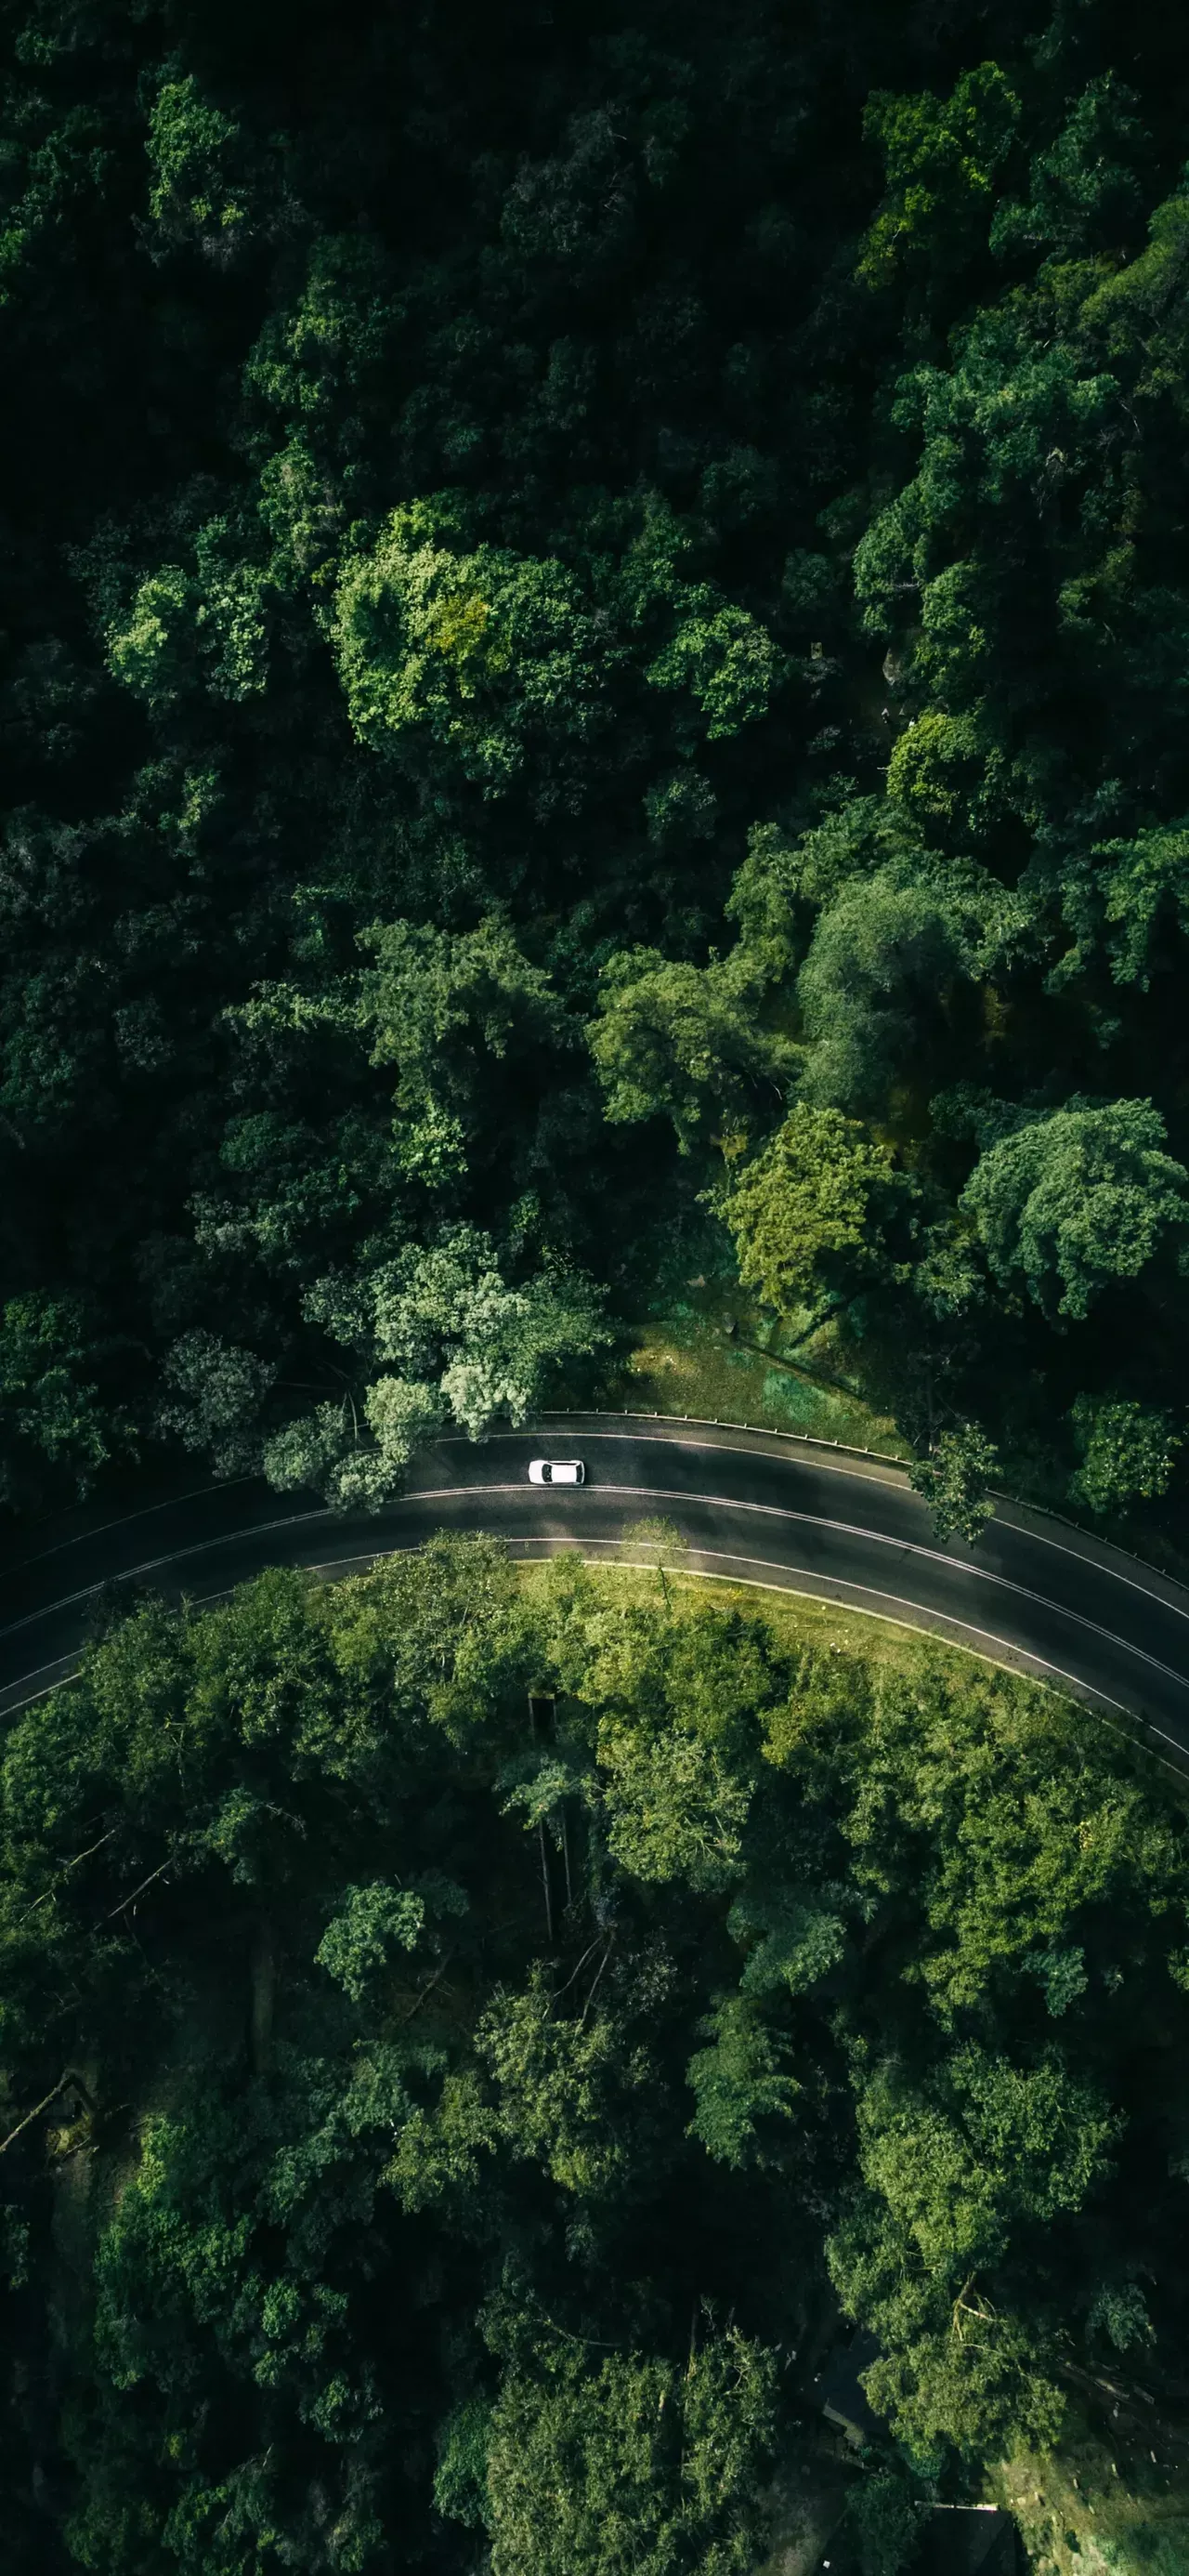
[1067,1396,1182,1518]
[722,1105,898,1319]
[686,1994,799,2169]
[483,2332,776,2576]
[830,2044,1117,2457]
[646,597,785,740]
[108,518,275,706]
[591,948,790,1154]
[146,72,254,246]
[857,63,1020,290]
[332,503,614,797]
[265,1228,608,1508]
[908,1425,1000,1545]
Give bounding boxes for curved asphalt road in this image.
[3,1413,1189,1755]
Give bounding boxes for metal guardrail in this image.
[541,1404,907,1469]
[542,1406,1184,1590]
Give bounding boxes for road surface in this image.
[3,1413,1189,1755]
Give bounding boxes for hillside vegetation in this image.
[4,1543,1189,2569]
[9,2,1189,2564]
[4,0,1189,1535]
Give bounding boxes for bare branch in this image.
[103,1856,173,1922]
[0,2070,92,2157]
[398,1952,454,2025]
[13,1827,121,1929]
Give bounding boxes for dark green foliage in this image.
[847,2468,928,2576]
[580,6,1189,1521]
[484,2333,776,2576]
[6,1540,1189,2563]
[0,0,942,1512]
[0,1295,118,1507]
[12,3,1189,2562]
[15,0,1189,1527]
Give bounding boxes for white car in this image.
[528,1458,585,1486]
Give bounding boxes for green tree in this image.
[592,950,790,1155]
[830,2044,1116,2458]
[989,75,1145,261]
[361,914,574,1137]
[908,1424,1000,1545]
[1067,1397,1182,1518]
[960,1100,1189,1321]
[686,1994,800,2170]
[483,2333,776,2576]
[796,872,974,1113]
[848,2470,929,2576]
[646,598,786,741]
[332,505,615,806]
[145,72,268,253]
[5,1538,1189,2559]
[156,1329,276,1478]
[722,1106,899,1320]
[0,1293,114,1508]
[262,1227,608,1506]
[858,64,1020,292]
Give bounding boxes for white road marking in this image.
[391,1483,1189,1695]
[11,1474,260,1569]
[0,1505,334,1640]
[486,1426,1189,1629]
[2,1459,1187,1722]
[7,1538,1189,1777]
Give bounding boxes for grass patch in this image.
[603,1288,908,1457]
[595,1203,908,1456]
[516,1557,1046,1702]
[996,2414,1189,2575]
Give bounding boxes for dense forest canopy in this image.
[5,1542,1189,2569]
[5,0,1189,1519]
[11,2,1189,2569]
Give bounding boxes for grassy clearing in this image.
[516,1557,1055,1708]
[529,1557,1189,1802]
[601,1281,907,1458]
[995,2416,1189,2575]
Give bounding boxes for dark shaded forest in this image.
[6,0,1189,1528]
[6,1542,1189,2571]
[9,0,1189,2566]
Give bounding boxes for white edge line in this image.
[0,1506,335,1641]
[11,1546,1186,1779]
[516,1426,1189,1630]
[9,1433,1189,1644]
[11,1475,260,1571]
[10,1416,1189,1634]
[294,1541,1133,1717]
[394,1484,1189,1696]
[3,1481,1187,1708]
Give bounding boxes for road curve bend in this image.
[2,1413,1189,1755]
